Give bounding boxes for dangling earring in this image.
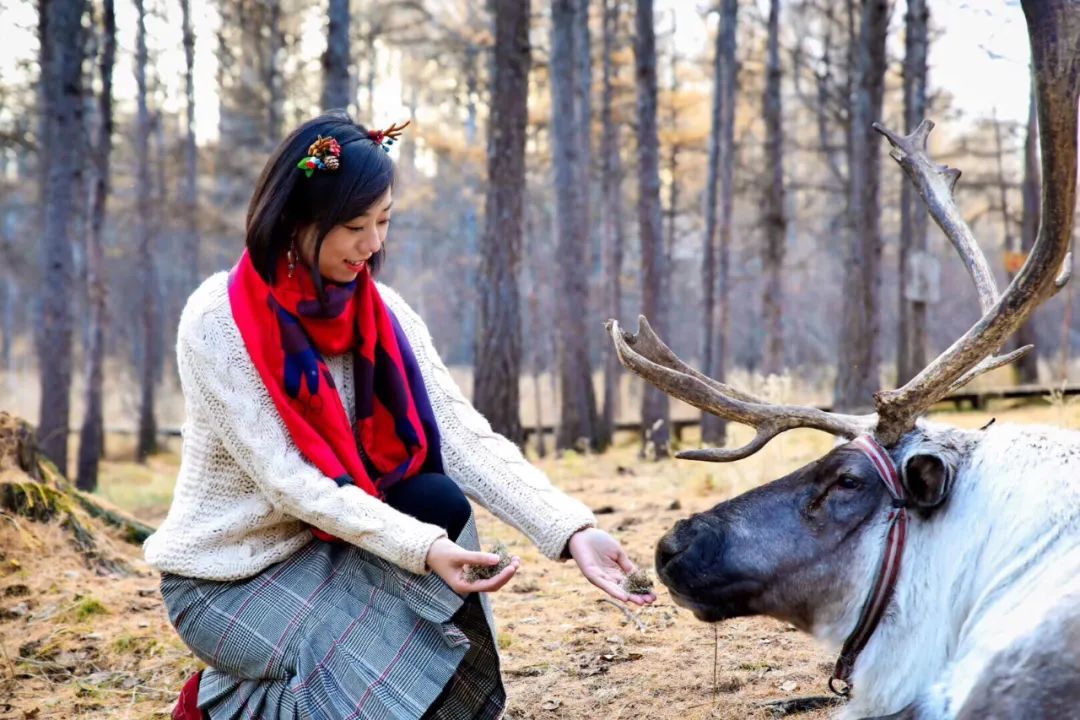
[287,241,297,278]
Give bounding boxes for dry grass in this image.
[1,399,1078,719]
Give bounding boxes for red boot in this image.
[172,670,208,720]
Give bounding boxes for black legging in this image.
[383,473,472,542]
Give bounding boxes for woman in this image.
[144,112,655,720]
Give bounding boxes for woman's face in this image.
[296,186,392,284]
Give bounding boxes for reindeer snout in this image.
[656,530,683,572]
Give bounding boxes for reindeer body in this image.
[830,422,1080,718]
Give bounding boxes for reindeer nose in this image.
[655,531,683,571]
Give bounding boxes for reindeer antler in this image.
[607,0,1079,458]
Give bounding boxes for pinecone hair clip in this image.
[297,134,342,177]
[367,120,410,152]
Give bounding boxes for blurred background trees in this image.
[0,0,1071,480]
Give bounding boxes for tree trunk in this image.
[266,0,283,143]
[634,0,670,458]
[761,0,786,377]
[701,0,737,444]
[551,0,601,452]
[323,0,351,111]
[834,0,889,413]
[180,0,199,291]
[135,0,158,461]
[897,0,929,385]
[76,0,115,493]
[1016,83,1040,383]
[473,0,529,444]
[37,0,88,474]
[599,0,625,447]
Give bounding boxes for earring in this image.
[287,242,297,278]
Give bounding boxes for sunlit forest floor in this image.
[2,398,1079,719]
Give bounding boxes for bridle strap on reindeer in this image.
[829,435,909,697]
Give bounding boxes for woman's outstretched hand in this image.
[569,528,657,606]
[425,537,520,594]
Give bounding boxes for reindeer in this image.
[607,3,1080,718]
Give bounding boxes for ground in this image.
[1,398,1078,720]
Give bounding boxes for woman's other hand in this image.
[569,528,657,606]
[425,537,520,594]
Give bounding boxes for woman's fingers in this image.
[458,550,503,567]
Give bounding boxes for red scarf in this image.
[227,249,431,541]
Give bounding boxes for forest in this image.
[1,0,1065,480]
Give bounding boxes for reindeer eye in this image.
[837,474,862,490]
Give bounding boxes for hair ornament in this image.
[367,120,410,152]
[297,134,342,177]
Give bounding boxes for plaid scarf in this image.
[227,249,442,542]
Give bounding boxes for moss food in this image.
[464,543,512,582]
[622,569,654,595]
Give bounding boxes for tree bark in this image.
[323,0,351,111]
[135,0,158,461]
[701,0,737,444]
[897,0,929,385]
[180,0,199,291]
[599,0,625,447]
[266,0,283,143]
[473,0,530,445]
[551,0,601,451]
[834,0,889,412]
[76,0,115,492]
[37,0,88,473]
[634,0,670,457]
[1016,83,1040,383]
[761,0,786,377]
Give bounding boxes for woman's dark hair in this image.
[246,110,394,297]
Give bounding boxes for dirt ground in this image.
[2,400,1078,719]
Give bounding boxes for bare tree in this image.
[135,0,158,461]
[834,0,889,412]
[473,0,530,444]
[76,0,116,492]
[323,0,350,110]
[551,0,601,451]
[896,0,929,384]
[1016,83,1040,383]
[599,0,625,444]
[37,0,88,472]
[634,0,669,456]
[701,0,737,444]
[762,0,786,376]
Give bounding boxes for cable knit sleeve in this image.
[379,284,597,560]
[175,278,447,575]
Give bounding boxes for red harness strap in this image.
[829,434,909,696]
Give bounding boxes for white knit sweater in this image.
[143,272,596,581]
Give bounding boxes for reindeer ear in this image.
[901,454,953,509]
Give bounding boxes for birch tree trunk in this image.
[135,0,158,461]
[76,0,115,492]
[37,0,88,473]
[473,0,529,444]
[701,0,737,444]
[897,0,929,384]
[323,0,351,111]
[761,0,786,377]
[551,0,601,451]
[599,0,625,446]
[635,0,670,457]
[834,0,889,412]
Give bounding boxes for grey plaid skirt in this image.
[160,515,504,719]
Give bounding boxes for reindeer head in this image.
[653,427,965,631]
[607,0,1078,686]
